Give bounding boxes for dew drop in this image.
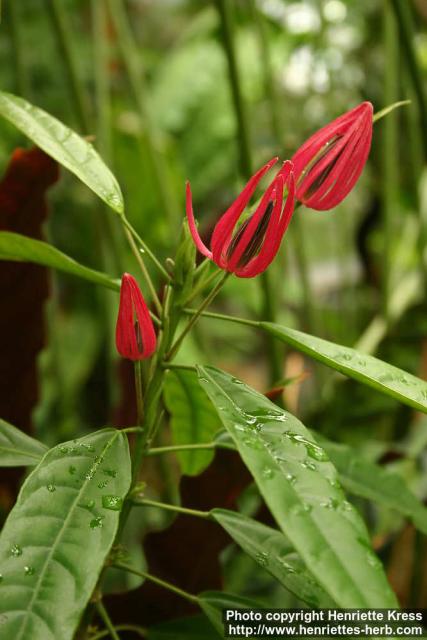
[261,467,274,480]
[285,473,296,485]
[255,551,269,567]
[24,566,35,576]
[68,466,77,475]
[59,446,69,455]
[46,484,56,493]
[320,497,339,510]
[0,574,3,583]
[102,495,123,511]
[366,552,381,568]
[86,499,95,509]
[278,559,296,574]
[90,516,104,529]
[301,460,317,471]
[98,480,109,489]
[102,468,117,478]
[10,544,22,557]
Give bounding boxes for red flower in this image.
[115,273,157,361]
[292,102,373,211]
[186,158,295,278]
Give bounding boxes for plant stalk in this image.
[165,271,230,360]
[388,0,427,159]
[46,0,91,133]
[214,0,282,383]
[95,600,121,640]
[113,563,198,603]
[132,497,211,520]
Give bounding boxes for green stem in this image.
[124,227,162,315]
[95,600,121,640]
[122,217,171,281]
[8,0,30,98]
[113,563,198,603]
[131,361,146,485]
[92,0,112,160]
[107,0,176,226]
[166,271,230,360]
[185,268,222,305]
[214,0,252,177]
[214,0,282,383]
[89,625,146,640]
[388,0,427,160]
[183,307,258,328]
[382,4,399,322]
[162,362,196,372]
[291,212,315,331]
[46,0,91,132]
[132,497,211,520]
[147,441,235,456]
[248,0,282,146]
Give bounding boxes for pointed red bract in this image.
[115,273,157,361]
[186,158,295,278]
[292,102,373,211]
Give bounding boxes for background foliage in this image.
[1,0,427,637]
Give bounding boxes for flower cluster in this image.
[116,102,373,360]
[186,101,373,276]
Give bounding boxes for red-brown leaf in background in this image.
[0,147,59,510]
[106,449,252,629]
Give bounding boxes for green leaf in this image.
[262,322,427,414]
[0,91,124,214]
[0,232,119,291]
[0,419,48,467]
[199,590,262,637]
[197,366,398,608]
[318,436,427,535]
[163,370,219,475]
[211,509,334,607]
[0,428,131,640]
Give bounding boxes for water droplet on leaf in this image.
[102,495,123,511]
[102,468,117,478]
[90,516,104,529]
[11,544,22,557]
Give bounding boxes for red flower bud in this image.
[186,158,295,278]
[115,273,157,361]
[292,102,373,211]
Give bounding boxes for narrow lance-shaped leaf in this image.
[317,435,427,535]
[0,232,120,291]
[163,370,220,475]
[0,419,48,467]
[0,428,131,640]
[0,91,124,214]
[262,322,427,414]
[211,509,334,608]
[197,366,398,608]
[213,431,427,536]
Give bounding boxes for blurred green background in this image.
[2,0,427,608]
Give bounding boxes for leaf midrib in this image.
[2,94,116,194]
[265,323,427,413]
[0,445,43,461]
[15,430,120,640]
[200,368,378,607]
